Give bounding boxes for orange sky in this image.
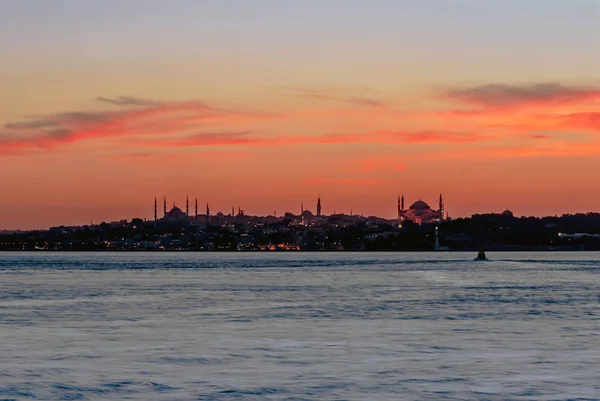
[3,83,600,229]
[2,2,600,229]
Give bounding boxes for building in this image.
[398,194,445,225]
[156,196,209,226]
[163,206,189,223]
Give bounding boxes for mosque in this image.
[153,196,324,226]
[154,196,210,225]
[397,194,445,225]
[151,194,444,226]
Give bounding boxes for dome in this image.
[301,210,314,218]
[409,200,431,210]
[164,206,189,221]
[501,209,514,217]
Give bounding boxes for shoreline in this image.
[0,248,597,253]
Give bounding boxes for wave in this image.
[0,252,599,271]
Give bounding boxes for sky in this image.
[2,0,600,229]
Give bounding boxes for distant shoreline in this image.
[1,249,597,253]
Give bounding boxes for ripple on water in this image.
[1,252,599,400]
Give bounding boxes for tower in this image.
[301,202,304,214]
[154,197,157,221]
[195,198,198,216]
[317,197,321,217]
[206,203,210,217]
[397,195,401,220]
[401,194,405,211]
[163,196,167,217]
[439,193,445,222]
[232,206,235,216]
[186,196,189,216]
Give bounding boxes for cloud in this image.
[4,84,595,160]
[560,112,600,131]
[487,143,600,158]
[142,129,489,149]
[135,128,492,153]
[3,120,61,130]
[0,97,255,153]
[277,87,386,107]
[297,92,334,101]
[444,83,600,108]
[346,98,385,107]
[430,83,600,137]
[96,96,159,106]
[417,134,600,161]
[2,91,489,156]
[108,150,253,160]
[310,130,488,145]
[146,131,262,147]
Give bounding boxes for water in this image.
[0,252,598,400]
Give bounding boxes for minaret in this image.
[317,197,321,217]
[397,195,401,220]
[206,203,210,222]
[401,194,405,211]
[232,206,235,216]
[163,196,167,217]
[195,198,198,216]
[301,202,304,214]
[154,197,157,221]
[439,193,445,222]
[186,196,189,216]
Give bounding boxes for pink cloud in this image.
[3,83,598,161]
[560,112,600,131]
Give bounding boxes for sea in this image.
[0,252,598,401]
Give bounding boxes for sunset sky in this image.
[2,0,600,229]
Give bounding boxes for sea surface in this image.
[0,252,599,401]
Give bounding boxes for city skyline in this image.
[4,193,450,230]
[3,1,600,229]
[0,191,544,231]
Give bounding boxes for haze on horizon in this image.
[2,0,600,230]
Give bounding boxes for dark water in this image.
[0,252,599,400]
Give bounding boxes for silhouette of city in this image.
[2,195,600,251]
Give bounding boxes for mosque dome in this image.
[409,200,431,210]
[164,206,189,221]
[301,210,314,218]
[501,209,514,217]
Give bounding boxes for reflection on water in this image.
[0,252,599,400]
